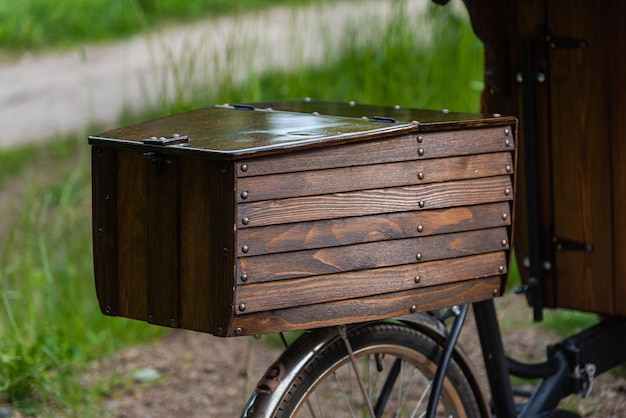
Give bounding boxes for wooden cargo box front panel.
[231,126,515,336]
[92,147,236,335]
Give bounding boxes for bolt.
[235,327,243,335]
[241,164,249,173]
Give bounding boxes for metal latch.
[142,134,188,146]
[573,363,596,398]
[545,34,588,50]
[553,236,594,252]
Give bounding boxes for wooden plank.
[237,152,513,202]
[237,126,513,177]
[230,276,502,336]
[116,149,149,320]
[238,176,513,228]
[91,146,119,316]
[237,202,512,257]
[610,0,626,316]
[145,155,179,327]
[238,227,509,283]
[548,0,614,313]
[179,158,237,335]
[235,252,507,314]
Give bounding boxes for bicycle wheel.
[274,322,482,418]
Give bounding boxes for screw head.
[414,275,421,284]
[410,305,418,313]
[417,172,425,180]
[417,225,424,233]
[241,274,248,282]
[242,217,250,225]
[417,148,425,156]
[242,245,249,253]
[238,303,246,312]
[241,191,249,200]
[417,135,424,143]
[235,327,243,335]
[418,201,425,208]
[416,253,423,261]
[241,164,249,172]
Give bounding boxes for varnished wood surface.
[235,252,506,314]
[237,152,513,203]
[91,101,516,336]
[230,276,502,336]
[237,126,513,177]
[237,202,511,257]
[548,0,614,314]
[238,228,509,283]
[238,176,513,228]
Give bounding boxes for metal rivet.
[417,135,424,143]
[499,265,505,273]
[217,327,224,336]
[417,225,424,233]
[410,305,418,313]
[516,72,524,83]
[493,289,499,296]
[416,253,423,261]
[97,227,104,236]
[242,217,250,225]
[242,245,249,253]
[502,213,508,221]
[220,167,227,174]
[537,72,546,83]
[170,318,176,327]
[148,315,154,323]
[504,128,510,136]
[235,327,243,335]
[241,191,249,200]
[96,149,103,158]
[505,139,511,147]
[418,201,425,208]
[418,148,425,156]
[241,274,248,282]
[238,303,246,312]
[505,165,512,172]
[417,172,425,180]
[501,239,508,247]
[105,306,111,314]
[241,164,249,172]
[414,275,421,284]
[504,188,511,196]
[222,248,229,256]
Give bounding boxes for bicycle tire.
[273,322,482,418]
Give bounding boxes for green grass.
[1,1,602,415]
[0,0,338,51]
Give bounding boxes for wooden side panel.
[548,1,614,313]
[238,202,511,257]
[145,156,179,327]
[610,0,626,316]
[237,153,513,202]
[238,228,509,283]
[232,276,502,335]
[238,177,513,228]
[116,149,149,320]
[91,147,118,316]
[179,158,236,335]
[236,252,506,314]
[237,126,513,177]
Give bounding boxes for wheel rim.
[289,344,468,418]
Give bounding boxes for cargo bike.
[88,1,626,417]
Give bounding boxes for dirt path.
[0,0,429,148]
[85,294,626,417]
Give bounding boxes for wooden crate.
[90,101,517,337]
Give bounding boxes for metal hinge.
[142,134,188,146]
[553,236,594,252]
[545,34,588,50]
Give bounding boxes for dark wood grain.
[179,158,236,335]
[237,202,511,257]
[235,252,506,314]
[610,0,626,316]
[236,126,513,177]
[237,152,513,202]
[91,146,119,316]
[145,155,179,327]
[548,0,614,314]
[230,276,502,336]
[238,176,513,228]
[238,227,509,283]
[115,150,149,321]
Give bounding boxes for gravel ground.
[82,294,626,417]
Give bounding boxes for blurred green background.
[0,0,598,415]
